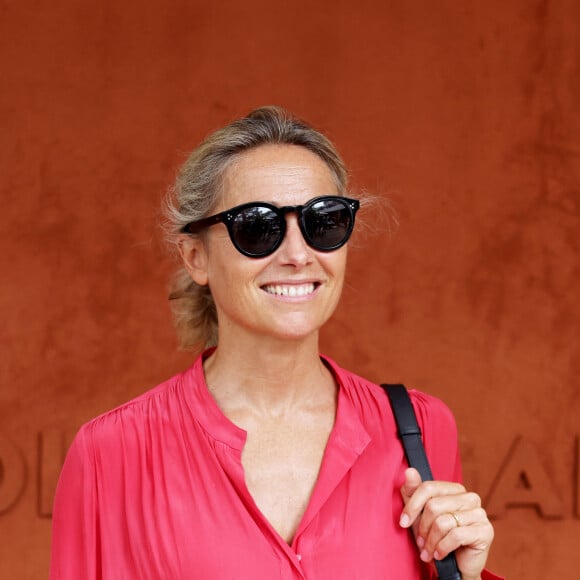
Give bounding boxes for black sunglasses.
[181,195,360,258]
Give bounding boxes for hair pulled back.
[164,106,349,351]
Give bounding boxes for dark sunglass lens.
[231,206,282,256]
[304,199,353,250]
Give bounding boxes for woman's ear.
[178,236,209,286]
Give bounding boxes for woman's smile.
[261,282,319,298]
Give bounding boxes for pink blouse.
[51,352,502,579]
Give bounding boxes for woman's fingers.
[432,519,494,580]
[399,467,422,526]
[419,507,492,560]
[399,468,495,580]
[415,490,482,540]
[399,468,466,528]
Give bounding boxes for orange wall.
[1,1,579,578]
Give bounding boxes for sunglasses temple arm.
[182,212,227,234]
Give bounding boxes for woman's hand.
[399,468,494,580]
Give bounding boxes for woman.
[51,107,500,579]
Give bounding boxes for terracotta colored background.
[1,1,578,578]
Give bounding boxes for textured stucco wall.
[1,1,579,578]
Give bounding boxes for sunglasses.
[181,195,360,258]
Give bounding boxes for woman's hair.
[163,106,349,351]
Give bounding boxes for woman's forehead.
[219,144,338,208]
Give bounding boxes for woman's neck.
[202,332,336,419]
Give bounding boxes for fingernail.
[399,513,410,528]
[416,536,425,549]
[434,551,441,560]
[420,550,430,562]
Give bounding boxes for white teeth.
[264,283,316,297]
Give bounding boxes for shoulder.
[323,354,457,431]
[323,354,461,481]
[406,389,458,442]
[72,367,192,459]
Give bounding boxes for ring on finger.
[450,512,461,527]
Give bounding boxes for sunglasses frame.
[181,195,360,258]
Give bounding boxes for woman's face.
[181,144,349,344]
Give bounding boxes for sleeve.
[50,426,101,580]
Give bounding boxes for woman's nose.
[277,215,313,266]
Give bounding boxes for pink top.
[50,352,503,579]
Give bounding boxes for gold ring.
[451,512,461,527]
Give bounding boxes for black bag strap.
[381,383,462,580]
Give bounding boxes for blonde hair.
[163,106,348,351]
